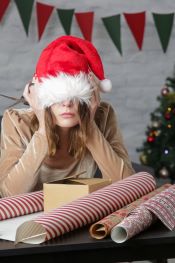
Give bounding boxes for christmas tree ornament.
[161,87,170,96]
[164,112,171,120]
[154,130,161,136]
[151,120,160,128]
[167,107,172,112]
[164,149,169,155]
[147,136,155,143]
[159,167,169,178]
[139,153,147,164]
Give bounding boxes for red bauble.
[164,112,171,120]
[147,136,155,143]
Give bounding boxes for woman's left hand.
[88,72,101,122]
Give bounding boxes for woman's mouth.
[61,112,75,118]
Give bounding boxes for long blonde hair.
[30,102,104,160]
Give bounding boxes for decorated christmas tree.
[137,66,175,183]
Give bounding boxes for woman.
[0,36,134,197]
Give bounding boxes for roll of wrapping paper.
[15,172,156,244]
[0,191,43,220]
[111,206,156,243]
[0,172,84,220]
[89,184,171,239]
[111,185,175,243]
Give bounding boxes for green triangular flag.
[102,14,122,55]
[57,8,74,35]
[14,0,34,35]
[152,13,174,53]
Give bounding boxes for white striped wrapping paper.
[15,172,156,244]
[0,191,43,220]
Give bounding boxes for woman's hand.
[88,72,101,122]
[23,78,46,135]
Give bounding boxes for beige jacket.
[0,102,135,197]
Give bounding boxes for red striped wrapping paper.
[89,184,171,239]
[111,185,175,243]
[0,191,43,220]
[15,172,156,244]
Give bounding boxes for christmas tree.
[137,66,175,183]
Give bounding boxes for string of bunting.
[0,0,174,54]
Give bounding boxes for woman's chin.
[56,120,79,128]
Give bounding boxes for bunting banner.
[102,14,122,55]
[0,1,175,52]
[123,12,146,50]
[152,13,174,53]
[57,8,74,35]
[0,0,10,22]
[75,11,94,42]
[36,2,54,41]
[14,0,34,35]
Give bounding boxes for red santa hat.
[35,35,112,108]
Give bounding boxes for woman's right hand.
[23,78,46,135]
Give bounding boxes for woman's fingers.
[88,72,100,101]
[23,81,39,109]
[23,83,30,99]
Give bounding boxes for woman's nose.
[62,100,72,107]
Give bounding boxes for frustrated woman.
[0,36,134,197]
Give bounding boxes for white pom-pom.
[100,79,112,92]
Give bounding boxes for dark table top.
[0,221,174,263]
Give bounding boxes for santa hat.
[35,35,112,108]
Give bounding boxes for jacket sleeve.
[86,104,135,182]
[0,109,48,197]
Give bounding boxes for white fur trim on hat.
[37,72,92,108]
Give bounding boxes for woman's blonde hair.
[30,103,104,160]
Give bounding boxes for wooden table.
[0,221,174,263]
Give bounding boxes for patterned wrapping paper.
[0,191,43,220]
[89,184,171,239]
[143,185,175,230]
[15,172,156,244]
[111,207,156,243]
[111,185,175,243]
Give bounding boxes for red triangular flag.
[124,12,146,50]
[0,0,10,22]
[75,12,94,42]
[36,2,54,41]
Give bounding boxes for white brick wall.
[0,0,175,162]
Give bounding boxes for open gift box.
[43,177,111,212]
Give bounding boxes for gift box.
[43,177,111,212]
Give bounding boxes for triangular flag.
[75,12,94,42]
[0,0,10,22]
[36,2,54,41]
[102,14,122,55]
[57,8,74,35]
[123,12,145,50]
[152,13,174,53]
[14,0,34,35]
